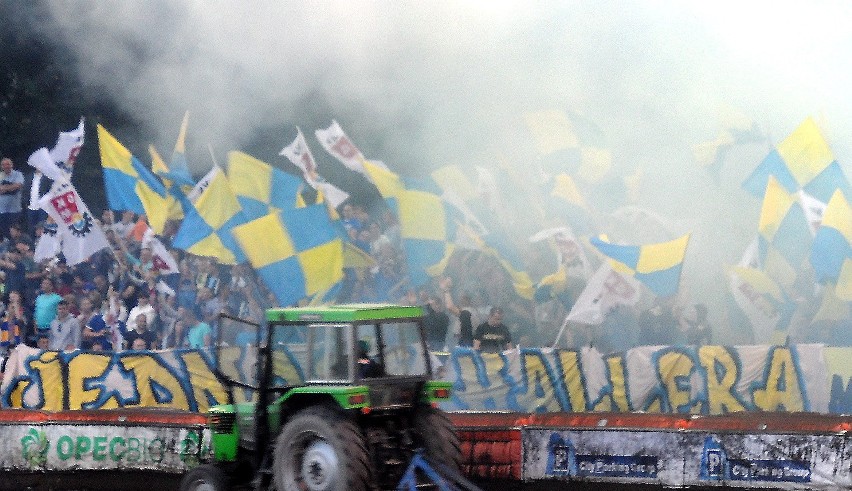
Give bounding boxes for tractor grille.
[367,380,422,409]
[209,413,236,434]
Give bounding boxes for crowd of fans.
[0,155,847,363]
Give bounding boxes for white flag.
[28,173,45,211]
[142,228,180,275]
[566,262,641,325]
[27,118,85,210]
[187,166,219,204]
[38,182,109,266]
[280,128,350,208]
[315,120,368,176]
[727,267,781,343]
[281,127,322,187]
[49,117,85,174]
[33,221,62,263]
[529,226,592,278]
[27,147,67,183]
[797,190,826,236]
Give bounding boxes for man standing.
[0,158,23,241]
[181,306,211,348]
[473,307,512,353]
[34,278,62,333]
[423,295,450,352]
[123,313,158,350]
[48,300,81,351]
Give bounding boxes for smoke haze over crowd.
[15,0,852,342]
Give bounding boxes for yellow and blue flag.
[232,205,344,306]
[757,176,812,269]
[97,124,169,229]
[227,151,302,219]
[523,109,612,182]
[591,233,691,297]
[152,111,194,187]
[172,167,247,265]
[149,144,193,232]
[810,190,852,283]
[743,118,851,202]
[390,187,457,288]
[364,160,405,199]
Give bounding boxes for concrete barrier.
[0,409,850,490]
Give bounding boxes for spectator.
[638,296,679,346]
[123,313,158,350]
[126,293,156,333]
[598,304,639,353]
[197,286,222,326]
[8,223,32,251]
[440,277,474,348]
[176,259,197,309]
[48,300,80,351]
[36,332,49,350]
[75,296,98,334]
[0,247,26,298]
[0,158,24,241]
[82,301,114,351]
[0,295,25,355]
[111,210,135,240]
[473,306,512,353]
[341,202,361,234]
[181,306,211,348]
[675,303,713,346]
[34,278,62,333]
[157,291,180,347]
[423,295,450,352]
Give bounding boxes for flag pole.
[551,313,571,349]
[207,144,220,168]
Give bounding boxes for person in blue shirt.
[34,278,61,332]
[180,306,211,349]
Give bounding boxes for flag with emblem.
[38,182,110,265]
[280,127,350,208]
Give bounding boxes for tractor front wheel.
[273,406,371,491]
[179,463,228,491]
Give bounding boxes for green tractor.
[180,303,461,491]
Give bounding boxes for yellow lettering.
[129,354,190,409]
[752,347,805,411]
[657,351,695,413]
[516,351,563,412]
[605,355,631,412]
[698,346,745,414]
[19,351,64,410]
[67,353,112,409]
[181,351,230,412]
[556,350,587,412]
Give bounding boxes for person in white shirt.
[126,294,157,333]
[49,301,81,351]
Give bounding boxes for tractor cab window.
[357,321,429,378]
[305,323,352,382]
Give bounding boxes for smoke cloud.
[28,0,852,341]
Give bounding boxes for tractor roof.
[266,303,424,323]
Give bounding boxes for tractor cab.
[191,304,459,491]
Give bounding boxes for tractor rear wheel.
[413,406,462,471]
[273,406,371,491]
